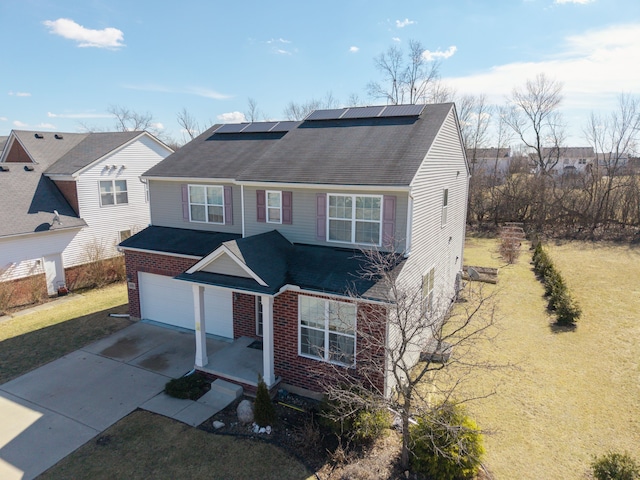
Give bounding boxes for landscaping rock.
[212,420,225,429]
[237,399,254,424]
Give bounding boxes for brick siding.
[233,292,259,339]
[124,250,198,318]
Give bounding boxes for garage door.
[138,272,233,338]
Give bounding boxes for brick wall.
[52,180,79,215]
[233,292,259,339]
[124,250,198,318]
[271,290,387,393]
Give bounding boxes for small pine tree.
[253,375,276,427]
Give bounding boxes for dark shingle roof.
[0,161,86,237]
[144,125,293,180]
[129,226,398,300]
[119,226,242,257]
[143,103,454,186]
[44,131,143,175]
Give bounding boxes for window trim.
[326,193,383,246]
[188,184,225,225]
[99,179,128,207]
[256,296,263,337]
[266,190,282,224]
[422,266,436,315]
[119,229,132,243]
[298,295,357,367]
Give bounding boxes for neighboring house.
[120,103,469,397]
[0,130,173,296]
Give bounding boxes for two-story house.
[120,104,469,397]
[0,130,173,298]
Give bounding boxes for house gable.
[188,245,267,286]
[3,137,33,163]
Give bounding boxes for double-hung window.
[266,191,282,224]
[299,295,356,366]
[189,185,224,224]
[328,194,382,245]
[100,180,128,206]
[422,267,435,315]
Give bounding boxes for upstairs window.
[189,185,224,224]
[100,180,128,206]
[267,191,282,224]
[299,295,356,366]
[328,194,382,245]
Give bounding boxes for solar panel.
[341,106,386,119]
[215,123,249,133]
[305,108,346,121]
[270,121,299,132]
[381,104,426,117]
[241,122,279,133]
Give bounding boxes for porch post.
[261,294,275,386]
[193,285,208,367]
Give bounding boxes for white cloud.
[47,111,113,119]
[8,91,31,97]
[396,18,415,28]
[349,46,359,53]
[422,45,457,61]
[555,0,594,4]
[267,38,291,44]
[392,37,401,43]
[444,23,640,110]
[151,122,164,131]
[274,49,292,55]
[217,112,246,123]
[43,18,124,49]
[122,84,231,100]
[184,87,232,100]
[13,120,28,128]
[0,117,7,121]
[36,123,56,129]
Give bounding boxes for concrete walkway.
[0,322,241,480]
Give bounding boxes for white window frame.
[99,179,128,207]
[256,296,263,336]
[441,188,449,227]
[266,190,282,224]
[119,229,132,243]
[327,193,383,246]
[188,184,225,224]
[298,295,357,367]
[422,266,436,315]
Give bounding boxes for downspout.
[241,184,245,238]
[405,190,413,257]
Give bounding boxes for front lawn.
[39,410,314,480]
[0,283,131,384]
[462,237,640,479]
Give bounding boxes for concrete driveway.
[0,322,204,480]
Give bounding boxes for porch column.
[261,294,275,386]
[193,285,208,367]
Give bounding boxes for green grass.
[39,410,314,480]
[461,237,640,479]
[0,283,131,384]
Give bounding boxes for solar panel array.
[305,104,426,121]
[214,104,426,134]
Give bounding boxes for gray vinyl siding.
[149,180,242,234]
[398,108,468,306]
[201,253,252,278]
[243,186,409,253]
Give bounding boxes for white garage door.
[138,272,233,338]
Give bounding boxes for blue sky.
[1,0,639,145]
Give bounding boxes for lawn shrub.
[591,451,640,480]
[254,375,276,427]
[532,243,581,326]
[319,398,391,445]
[409,402,485,480]
[165,372,208,400]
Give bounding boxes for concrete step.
[196,380,243,413]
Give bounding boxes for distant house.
[0,130,173,297]
[120,103,469,397]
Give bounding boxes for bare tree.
[176,107,202,141]
[245,97,262,122]
[458,94,492,161]
[367,40,441,105]
[317,248,498,471]
[505,73,566,173]
[283,92,340,120]
[108,104,157,133]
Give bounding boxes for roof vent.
[34,133,44,139]
[24,165,35,171]
[55,134,63,140]
[0,165,9,172]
